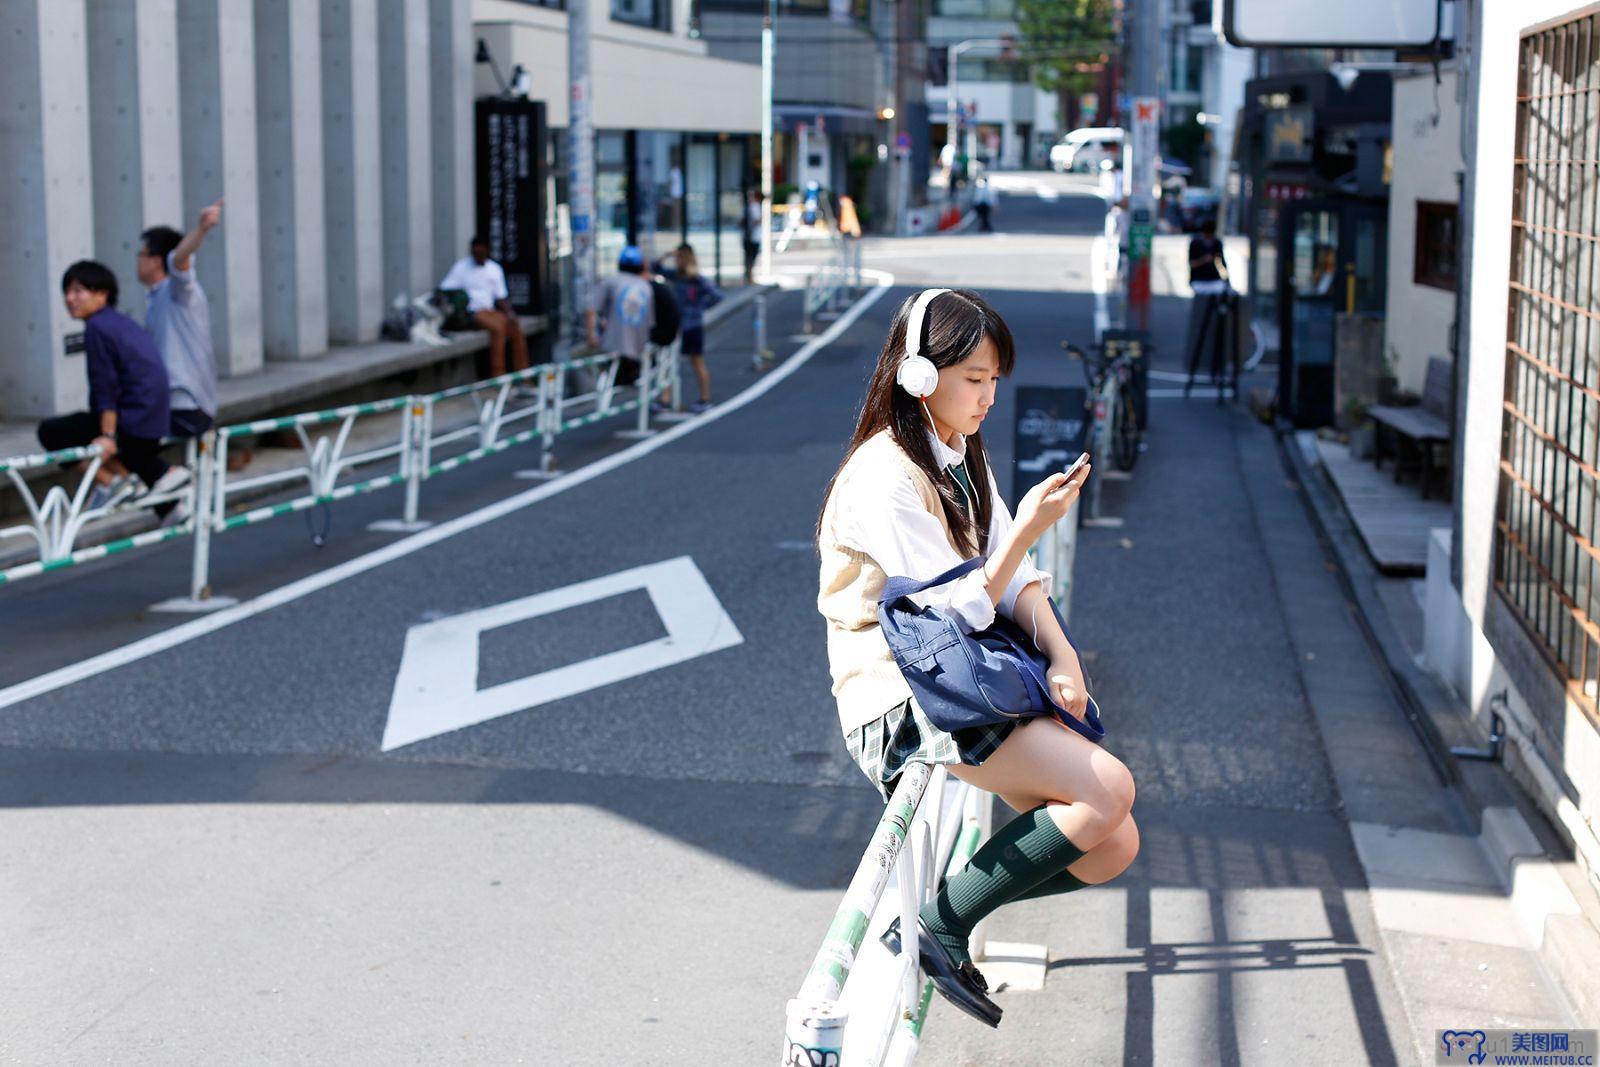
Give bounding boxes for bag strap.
[878,556,986,606]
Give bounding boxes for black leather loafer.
[879,916,1002,1028]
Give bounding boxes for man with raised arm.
[136,198,223,440]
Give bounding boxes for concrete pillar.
[178,0,263,377]
[320,0,383,344]
[379,0,435,306]
[255,0,329,360]
[429,0,474,279]
[86,0,182,324]
[0,2,94,420]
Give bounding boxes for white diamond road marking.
[381,556,743,751]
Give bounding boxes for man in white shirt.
[439,237,529,377]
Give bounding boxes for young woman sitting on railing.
[815,288,1141,1029]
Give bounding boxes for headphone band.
[906,288,952,360]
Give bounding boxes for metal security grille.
[1499,8,1600,729]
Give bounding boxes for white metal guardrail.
[0,341,681,603]
[783,763,990,1067]
[0,439,200,586]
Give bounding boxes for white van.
[1050,127,1124,173]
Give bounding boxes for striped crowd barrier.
[0,341,682,606]
[1,439,199,587]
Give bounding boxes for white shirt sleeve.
[165,252,198,306]
[838,468,998,634]
[490,262,509,301]
[439,259,467,291]
[984,468,1052,620]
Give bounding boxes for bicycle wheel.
[1112,392,1140,471]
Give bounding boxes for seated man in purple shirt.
[36,261,189,511]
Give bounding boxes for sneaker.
[690,400,713,414]
[650,401,671,415]
[87,475,136,511]
[142,465,193,499]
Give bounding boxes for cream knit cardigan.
[816,429,973,735]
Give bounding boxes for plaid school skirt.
[845,697,1015,802]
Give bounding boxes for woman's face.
[925,337,1000,438]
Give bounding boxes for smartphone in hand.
[1063,451,1091,481]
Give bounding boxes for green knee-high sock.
[1008,865,1091,902]
[919,804,1084,965]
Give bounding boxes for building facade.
[1430,0,1600,894]
[0,0,477,422]
[475,0,762,290]
[925,0,1059,170]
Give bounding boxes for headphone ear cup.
[897,355,939,398]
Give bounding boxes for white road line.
[0,283,893,713]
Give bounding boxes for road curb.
[1279,427,1600,1025]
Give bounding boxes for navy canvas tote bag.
[877,557,1106,742]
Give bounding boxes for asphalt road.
[2,173,1430,1064]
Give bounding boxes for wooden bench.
[1369,356,1452,499]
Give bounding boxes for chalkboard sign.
[1100,328,1151,430]
[475,98,550,315]
[1011,385,1088,512]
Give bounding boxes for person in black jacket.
[37,261,189,511]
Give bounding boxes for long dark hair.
[816,289,1016,557]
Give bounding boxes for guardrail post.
[617,347,657,439]
[751,290,773,371]
[371,397,437,531]
[188,430,216,602]
[802,273,815,335]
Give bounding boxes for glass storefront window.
[596,131,630,274]
[612,0,669,30]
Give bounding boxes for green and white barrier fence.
[783,763,995,1067]
[0,341,681,604]
[0,439,200,587]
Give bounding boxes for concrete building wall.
[321,0,385,344]
[1429,0,1600,886]
[1383,69,1461,396]
[178,0,265,378]
[86,0,183,323]
[0,2,95,420]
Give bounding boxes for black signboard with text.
[475,97,549,316]
[1010,385,1088,513]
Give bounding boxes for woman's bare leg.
[950,717,1136,852]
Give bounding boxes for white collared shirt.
[439,256,509,313]
[833,429,1051,633]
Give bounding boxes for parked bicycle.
[1063,339,1141,472]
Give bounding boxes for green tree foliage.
[1014,0,1118,130]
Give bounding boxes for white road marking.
[381,557,742,751]
[0,283,893,713]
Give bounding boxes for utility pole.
[568,0,597,342]
[1123,0,1161,331]
[759,0,775,282]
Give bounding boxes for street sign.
[382,557,743,750]
[1130,96,1160,202]
[1011,386,1088,513]
[1223,0,1441,48]
[476,97,550,314]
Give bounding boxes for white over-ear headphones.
[896,287,952,398]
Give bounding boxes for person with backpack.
[586,245,655,388]
[654,243,722,413]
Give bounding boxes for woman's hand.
[93,434,117,460]
[1047,654,1089,722]
[1015,462,1091,539]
